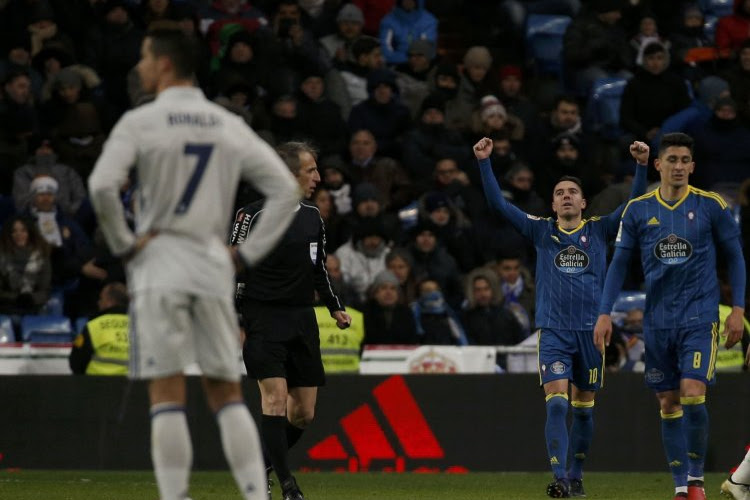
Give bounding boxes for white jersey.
[89,86,299,297]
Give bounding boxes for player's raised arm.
[235,130,300,267]
[604,141,650,234]
[474,137,535,236]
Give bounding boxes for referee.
[231,141,351,500]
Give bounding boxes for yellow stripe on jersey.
[571,400,595,408]
[545,392,569,402]
[680,395,706,406]
[536,329,542,386]
[707,321,719,381]
[655,186,691,211]
[690,186,728,209]
[557,219,586,235]
[622,189,658,218]
[660,410,684,419]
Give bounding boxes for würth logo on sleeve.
[304,376,466,473]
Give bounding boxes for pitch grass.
[0,470,730,499]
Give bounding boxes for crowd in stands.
[2,0,750,371]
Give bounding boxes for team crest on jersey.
[646,368,665,384]
[309,242,318,263]
[554,245,590,274]
[688,211,695,221]
[550,361,566,375]
[654,233,692,265]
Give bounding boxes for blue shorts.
[643,322,719,392]
[538,328,604,391]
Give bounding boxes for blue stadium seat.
[398,201,419,232]
[75,317,88,335]
[42,289,65,316]
[704,15,719,44]
[21,315,74,343]
[525,14,572,77]
[700,0,734,17]
[585,77,629,140]
[0,315,14,343]
[612,291,646,313]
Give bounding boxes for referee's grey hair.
[276,141,318,175]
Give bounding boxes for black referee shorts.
[241,300,325,388]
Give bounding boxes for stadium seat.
[585,77,629,140]
[525,14,572,78]
[42,289,65,316]
[398,201,419,232]
[700,0,734,17]
[21,315,74,343]
[611,291,646,328]
[704,15,719,44]
[75,317,88,335]
[0,315,14,343]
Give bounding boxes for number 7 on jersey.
[175,143,214,214]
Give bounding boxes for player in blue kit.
[594,132,746,500]
[474,137,648,497]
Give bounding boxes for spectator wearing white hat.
[23,174,91,286]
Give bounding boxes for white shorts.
[129,290,243,381]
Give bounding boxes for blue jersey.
[477,157,647,330]
[616,186,740,329]
[520,215,615,329]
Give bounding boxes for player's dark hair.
[554,175,585,197]
[658,132,694,156]
[276,141,318,175]
[145,28,198,80]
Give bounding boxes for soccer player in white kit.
[88,29,300,500]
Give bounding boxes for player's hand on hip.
[593,314,612,354]
[473,137,493,160]
[333,310,352,329]
[629,141,650,165]
[723,307,745,348]
[228,245,244,272]
[124,230,158,262]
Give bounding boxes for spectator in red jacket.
[716,0,750,54]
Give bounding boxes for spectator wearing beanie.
[402,93,470,194]
[334,215,390,304]
[468,95,525,151]
[348,68,411,159]
[320,4,365,63]
[458,46,497,112]
[379,0,438,65]
[431,62,474,132]
[343,181,402,243]
[407,220,462,308]
[419,191,477,272]
[395,39,437,119]
[362,269,419,345]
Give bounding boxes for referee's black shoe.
[281,476,305,500]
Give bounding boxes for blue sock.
[661,410,688,488]
[568,403,594,481]
[545,393,569,480]
[681,397,708,479]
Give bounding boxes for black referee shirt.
[231,200,343,313]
